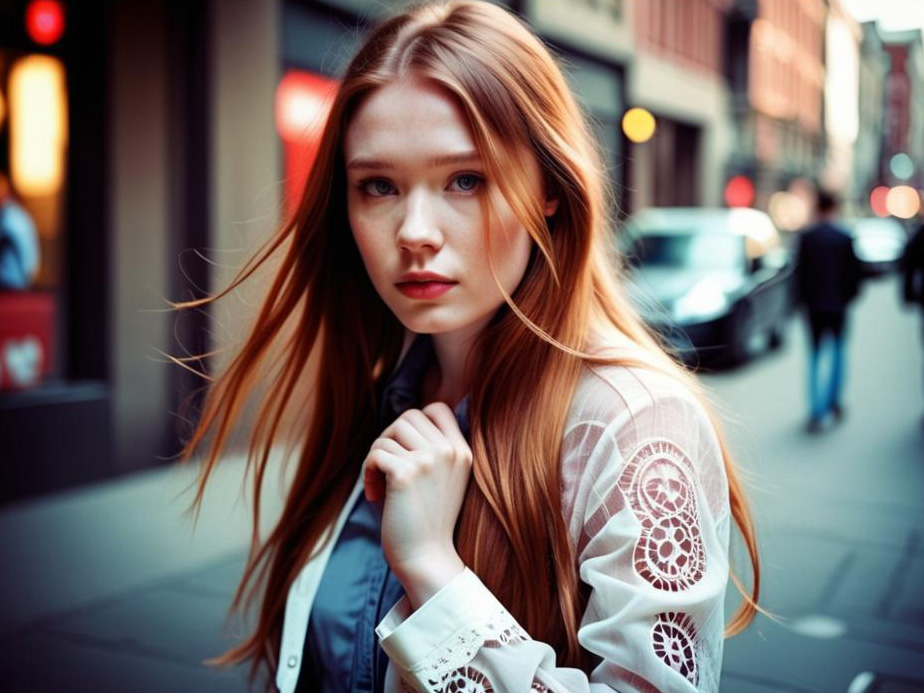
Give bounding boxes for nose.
[395,189,443,253]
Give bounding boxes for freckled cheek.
[489,221,533,292]
[349,218,393,285]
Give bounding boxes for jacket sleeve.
[793,232,806,306]
[375,387,732,692]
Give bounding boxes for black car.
[621,207,795,366]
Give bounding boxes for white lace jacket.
[276,358,731,693]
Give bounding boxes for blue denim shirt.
[297,333,470,692]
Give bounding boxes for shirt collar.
[377,332,471,441]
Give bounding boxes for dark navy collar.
[377,333,471,441]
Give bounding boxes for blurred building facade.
[879,28,924,191]
[853,21,888,209]
[0,0,282,502]
[627,0,734,211]
[821,0,861,197]
[728,0,827,210]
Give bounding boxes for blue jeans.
[807,310,846,421]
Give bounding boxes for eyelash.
[357,173,486,198]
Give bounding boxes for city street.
[0,273,922,692]
[707,274,924,692]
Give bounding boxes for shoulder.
[566,328,722,453]
[567,356,718,453]
[558,350,730,542]
[563,335,724,469]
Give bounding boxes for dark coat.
[795,220,862,313]
[902,223,924,307]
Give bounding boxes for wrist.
[395,551,466,611]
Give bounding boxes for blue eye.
[362,179,396,197]
[450,173,484,193]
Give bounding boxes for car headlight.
[673,279,729,323]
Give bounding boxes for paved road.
[1,275,921,692]
[705,274,924,692]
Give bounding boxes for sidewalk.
[0,452,285,692]
[720,488,924,692]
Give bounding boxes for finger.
[400,408,446,446]
[384,415,431,451]
[363,448,411,502]
[421,402,469,453]
[369,437,408,455]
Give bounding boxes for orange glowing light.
[869,186,890,217]
[26,1,65,46]
[10,54,68,197]
[622,108,657,144]
[885,185,921,219]
[725,175,755,208]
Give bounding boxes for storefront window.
[0,39,69,391]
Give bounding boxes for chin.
[390,306,467,335]
[397,316,461,335]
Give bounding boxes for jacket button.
[287,655,298,668]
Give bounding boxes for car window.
[632,232,744,271]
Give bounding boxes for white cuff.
[375,567,525,678]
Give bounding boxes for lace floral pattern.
[413,606,529,684]
[414,666,555,693]
[410,624,551,693]
[431,666,495,692]
[651,611,699,685]
[619,439,706,591]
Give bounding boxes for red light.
[275,70,339,217]
[26,1,65,46]
[275,71,337,142]
[725,175,755,207]
[869,186,890,217]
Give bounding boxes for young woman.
[177,2,762,691]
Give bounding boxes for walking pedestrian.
[794,189,862,433]
[174,2,763,691]
[901,217,924,424]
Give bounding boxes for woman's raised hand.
[363,402,472,609]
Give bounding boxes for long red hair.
[175,0,763,686]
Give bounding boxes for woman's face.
[344,76,550,340]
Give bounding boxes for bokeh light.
[26,0,65,46]
[768,190,810,231]
[275,71,336,142]
[10,54,68,197]
[622,107,656,144]
[724,175,755,207]
[869,186,890,217]
[885,185,921,219]
[888,153,915,181]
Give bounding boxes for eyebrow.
[346,151,482,171]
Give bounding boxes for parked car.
[840,216,908,278]
[621,207,794,366]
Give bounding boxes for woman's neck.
[412,317,488,408]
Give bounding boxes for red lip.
[397,270,455,283]
[395,281,457,299]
